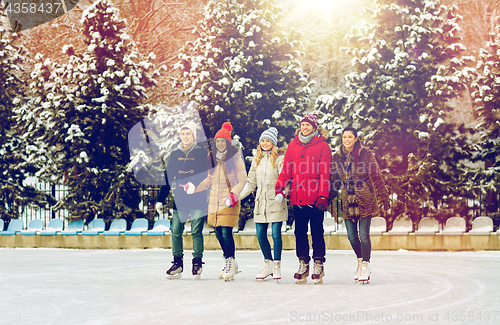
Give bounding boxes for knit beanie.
[300,113,319,130]
[214,122,233,141]
[179,121,197,140]
[259,127,278,147]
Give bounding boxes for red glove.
[315,196,328,211]
[225,192,239,208]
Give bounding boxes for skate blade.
[313,278,323,284]
[224,277,234,282]
[294,278,307,284]
[193,274,201,280]
[255,274,273,281]
[166,273,182,280]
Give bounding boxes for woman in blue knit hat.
[239,127,288,280]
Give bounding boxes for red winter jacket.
[276,132,332,206]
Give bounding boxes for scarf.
[216,149,227,161]
[178,141,197,155]
[342,145,360,219]
[298,129,319,145]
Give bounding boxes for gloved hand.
[382,199,390,212]
[315,196,328,211]
[275,186,286,203]
[155,202,163,215]
[225,192,239,208]
[180,182,195,194]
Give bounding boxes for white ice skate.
[219,258,229,279]
[358,261,370,284]
[256,259,273,280]
[223,257,237,281]
[294,260,309,284]
[273,261,281,280]
[354,258,363,281]
[312,260,324,284]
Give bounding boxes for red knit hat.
[214,122,233,141]
[300,113,319,130]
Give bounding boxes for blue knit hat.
[259,127,278,147]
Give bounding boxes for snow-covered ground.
[1,248,499,325]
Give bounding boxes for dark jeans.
[214,226,235,258]
[345,216,372,262]
[255,222,283,261]
[293,205,325,263]
[171,209,205,259]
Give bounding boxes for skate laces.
[313,262,323,273]
[298,261,308,273]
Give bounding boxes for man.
[155,121,208,279]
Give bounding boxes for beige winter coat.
[195,149,247,227]
[239,150,288,223]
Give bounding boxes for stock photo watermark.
[289,310,499,323]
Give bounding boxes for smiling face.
[260,138,274,151]
[300,122,315,136]
[342,130,358,152]
[216,138,228,152]
[180,128,195,148]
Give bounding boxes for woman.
[239,127,287,280]
[183,122,247,281]
[331,126,389,283]
[275,113,332,284]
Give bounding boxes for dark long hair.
[342,126,361,163]
[206,139,239,174]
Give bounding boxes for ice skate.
[166,256,183,279]
[273,260,281,280]
[311,260,324,284]
[192,257,204,280]
[256,259,273,280]
[358,261,370,284]
[219,257,229,279]
[294,259,309,284]
[354,258,363,281]
[223,257,237,281]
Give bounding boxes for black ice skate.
[192,257,204,280]
[294,259,309,284]
[166,256,183,279]
[311,260,324,284]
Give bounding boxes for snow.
[1,249,499,325]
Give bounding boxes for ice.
[0,249,499,324]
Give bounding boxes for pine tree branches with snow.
[0,6,55,222]
[14,0,159,223]
[174,0,312,152]
[318,0,475,224]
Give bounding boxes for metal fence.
[18,180,170,229]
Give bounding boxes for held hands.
[225,192,239,208]
[155,202,163,215]
[275,186,286,203]
[315,197,328,211]
[180,182,195,194]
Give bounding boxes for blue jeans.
[293,205,325,263]
[171,209,205,259]
[255,222,283,261]
[345,216,372,262]
[214,226,235,258]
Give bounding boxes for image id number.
[6,2,63,14]
[444,311,499,322]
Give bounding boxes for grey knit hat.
[259,127,278,147]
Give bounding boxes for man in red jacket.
[275,113,331,284]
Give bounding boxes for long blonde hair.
[254,144,285,168]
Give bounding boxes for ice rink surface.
[1,248,499,325]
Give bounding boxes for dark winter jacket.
[156,143,208,212]
[331,143,389,220]
[276,130,332,206]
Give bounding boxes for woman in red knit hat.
[183,122,247,281]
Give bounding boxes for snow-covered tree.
[14,0,159,224]
[174,0,312,154]
[318,0,475,225]
[0,6,55,222]
[469,15,500,214]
